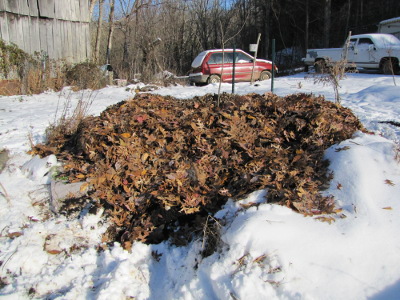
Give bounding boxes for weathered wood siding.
[0,0,91,63]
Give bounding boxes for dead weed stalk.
[306,32,356,105]
[201,215,222,257]
[46,91,95,143]
[0,181,11,204]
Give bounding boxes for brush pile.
[32,92,363,248]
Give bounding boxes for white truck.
[303,33,400,74]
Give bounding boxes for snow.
[379,16,400,25]
[1,73,400,299]
[21,155,59,184]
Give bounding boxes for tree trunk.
[89,0,98,18]
[305,0,309,55]
[122,27,130,68]
[355,0,363,29]
[344,0,351,37]
[262,0,271,58]
[323,0,331,48]
[94,0,104,63]
[106,0,115,64]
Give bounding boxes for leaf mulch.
[32,92,363,248]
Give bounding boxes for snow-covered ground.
[0,73,400,299]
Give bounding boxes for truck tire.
[314,60,326,73]
[259,70,272,81]
[381,58,399,75]
[207,74,220,84]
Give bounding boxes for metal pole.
[232,45,236,94]
[271,39,275,93]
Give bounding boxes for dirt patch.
[32,93,363,248]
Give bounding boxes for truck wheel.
[259,70,272,81]
[207,74,220,84]
[314,60,326,73]
[381,59,399,75]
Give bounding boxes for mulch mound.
[32,92,363,248]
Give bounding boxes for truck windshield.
[191,51,208,68]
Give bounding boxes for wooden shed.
[0,0,91,63]
[378,17,400,39]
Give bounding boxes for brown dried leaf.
[240,202,259,209]
[384,179,395,186]
[314,216,336,224]
[335,146,350,152]
[80,182,90,193]
[120,133,131,138]
[7,232,23,238]
[382,207,393,210]
[46,249,63,255]
[253,254,267,264]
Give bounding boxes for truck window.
[191,51,208,68]
[208,53,233,64]
[358,38,374,48]
[208,53,223,64]
[348,39,357,48]
[235,52,253,63]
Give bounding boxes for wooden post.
[232,45,236,94]
[250,33,261,85]
[271,39,275,93]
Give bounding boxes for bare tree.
[106,0,116,64]
[305,0,309,54]
[344,0,351,37]
[323,0,331,48]
[94,0,105,63]
[88,0,400,83]
[217,14,249,105]
[260,0,272,58]
[89,0,99,18]
[113,0,141,78]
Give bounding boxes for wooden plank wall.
[0,0,91,63]
[27,0,39,17]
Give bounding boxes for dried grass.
[65,62,108,90]
[42,91,95,151]
[306,32,357,105]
